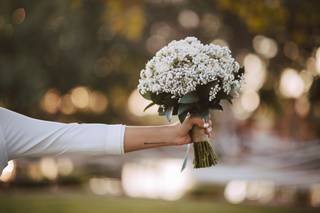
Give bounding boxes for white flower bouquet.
[138,37,244,170]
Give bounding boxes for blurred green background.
[1,0,320,212]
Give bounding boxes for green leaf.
[165,106,174,122]
[178,111,188,123]
[224,95,233,104]
[209,101,223,110]
[178,104,193,115]
[178,92,199,104]
[172,105,179,115]
[238,66,245,75]
[151,92,177,105]
[235,67,245,80]
[143,102,155,112]
[200,110,209,122]
[210,104,223,111]
[158,106,165,116]
[139,90,152,100]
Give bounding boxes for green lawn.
[0,192,318,213]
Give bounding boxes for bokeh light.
[201,14,220,35]
[240,90,260,112]
[122,159,193,200]
[295,96,310,117]
[40,89,61,114]
[246,181,275,203]
[89,91,108,114]
[279,68,305,99]
[150,22,173,40]
[243,54,266,91]
[12,8,26,25]
[89,178,122,196]
[178,9,199,29]
[71,86,90,109]
[311,184,320,207]
[60,94,76,115]
[224,180,247,204]
[253,35,278,58]
[39,158,58,180]
[146,35,167,54]
[128,89,158,116]
[27,163,43,181]
[316,47,320,74]
[57,158,74,176]
[0,160,16,182]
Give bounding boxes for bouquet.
[138,37,244,171]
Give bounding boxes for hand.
[170,114,213,145]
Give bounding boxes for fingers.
[200,117,213,137]
[191,117,212,129]
[190,117,213,136]
[181,114,202,129]
[205,126,213,138]
[206,120,213,137]
[182,113,214,138]
[190,116,206,128]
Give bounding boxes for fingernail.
[204,123,209,128]
[207,127,212,132]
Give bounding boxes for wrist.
[162,123,180,145]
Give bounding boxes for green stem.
[193,141,218,169]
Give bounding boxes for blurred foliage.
[0,193,318,213]
[186,183,225,200]
[0,0,147,123]
[0,0,320,135]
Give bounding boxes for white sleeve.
[0,107,126,161]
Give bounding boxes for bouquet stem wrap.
[190,125,218,168]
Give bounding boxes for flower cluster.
[138,37,242,100]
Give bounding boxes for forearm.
[0,108,125,160]
[123,124,178,153]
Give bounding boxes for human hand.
[170,114,213,145]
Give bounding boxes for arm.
[0,108,212,160]
[0,108,125,160]
[123,114,213,153]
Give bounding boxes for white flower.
[209,84,220,101]
[138,36,243,101]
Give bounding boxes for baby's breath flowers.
[138,37,244,170]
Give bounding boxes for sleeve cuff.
[105,124,126,155]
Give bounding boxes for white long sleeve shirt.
[0,107,126,174]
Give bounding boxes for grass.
[0,192,318,213]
